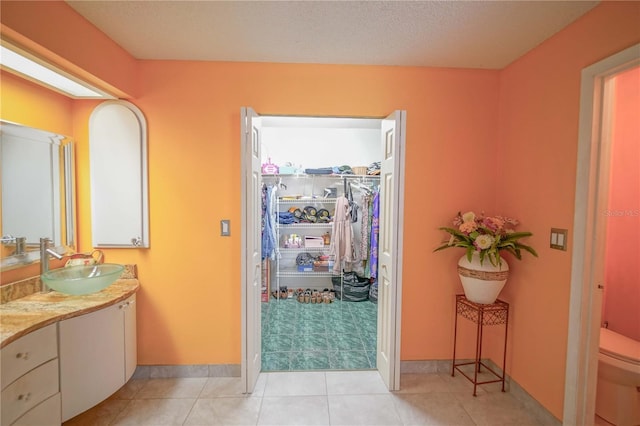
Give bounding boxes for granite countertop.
[0,279,140,349]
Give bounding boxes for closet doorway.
[240,108,406,394]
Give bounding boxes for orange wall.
[1,1,137,98]
[66,61,500,364]
[0,71,73,135]
[2,1,640,421]
[496,1,640,419]
[603,66,640,341]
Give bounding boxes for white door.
[377,110,406,390]
[240,107,262,394]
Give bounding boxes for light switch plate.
[550,228,568,251]
[221,220,230,236]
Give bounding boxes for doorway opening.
[260,115,383,373]
[564,44,639,425]
[595,64,640,426]
[241,108,406,394]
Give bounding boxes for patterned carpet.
[261,298,378,371]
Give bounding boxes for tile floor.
[261,298,377,371]
[63,370,561,425]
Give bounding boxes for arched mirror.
[0,120,76,270]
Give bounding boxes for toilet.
[596,327,640,426]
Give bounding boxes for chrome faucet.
[40,237,64,292]
[1,235,27,256]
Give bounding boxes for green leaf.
[466,246,474,262]
[515,243,539,257]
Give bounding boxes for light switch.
[550,228,568,251]
[221,220,230,236]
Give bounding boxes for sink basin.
[41,263,124,295]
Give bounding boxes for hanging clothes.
[369,190,380,279]
[360,193,372,277]
[261,185,278,260]
[329,195,356,274]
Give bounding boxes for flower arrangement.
[434,211,538,266]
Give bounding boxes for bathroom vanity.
[0,279,139,425]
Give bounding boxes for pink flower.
[498,216,519,227]
[459,221,478,234]
[483,216,505,232]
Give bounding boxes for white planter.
[457,253,509,304]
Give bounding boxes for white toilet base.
[596,376,640,426]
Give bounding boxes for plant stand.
[451,294,509,396]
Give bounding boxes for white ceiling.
[66,0,599,69]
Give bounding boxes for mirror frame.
[1,120,77,271]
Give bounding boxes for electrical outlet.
[550,228,568,251]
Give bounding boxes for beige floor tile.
[437,372,489,394]
[63,372,553,425]
[328,394,402,425]
[111,398,196,425]
[251,373,267,397]
[184,397,262,425]
[258,395,330,425]
[135,378,207,399]
[397,373,452,394]
[111,378,146,400]
[326,370,389,395]
[455,392,543,426]
[263,371,327,396]
[391,392,476,426]
[63,398,131,426]
[200,377,247,398]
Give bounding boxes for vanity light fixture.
[0,44,113,99]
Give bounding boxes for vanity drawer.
[1,358,59,425]
[1,324,58,390]
[12,392,61,426]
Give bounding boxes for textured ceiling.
[66,0,599,69]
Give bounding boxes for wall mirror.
[0,120,76,271]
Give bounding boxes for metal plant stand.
[452,294,509,396]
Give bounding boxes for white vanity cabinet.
[59,294,137,421]
[0,324,61,426]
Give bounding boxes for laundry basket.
[332,272,370,302]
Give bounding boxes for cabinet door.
[89,100,149,248]
[124,295,137,381]
[59,302,125,421]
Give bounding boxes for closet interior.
[260,116,383,372]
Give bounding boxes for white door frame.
[240,109,405,390]
[563,43,640,425]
